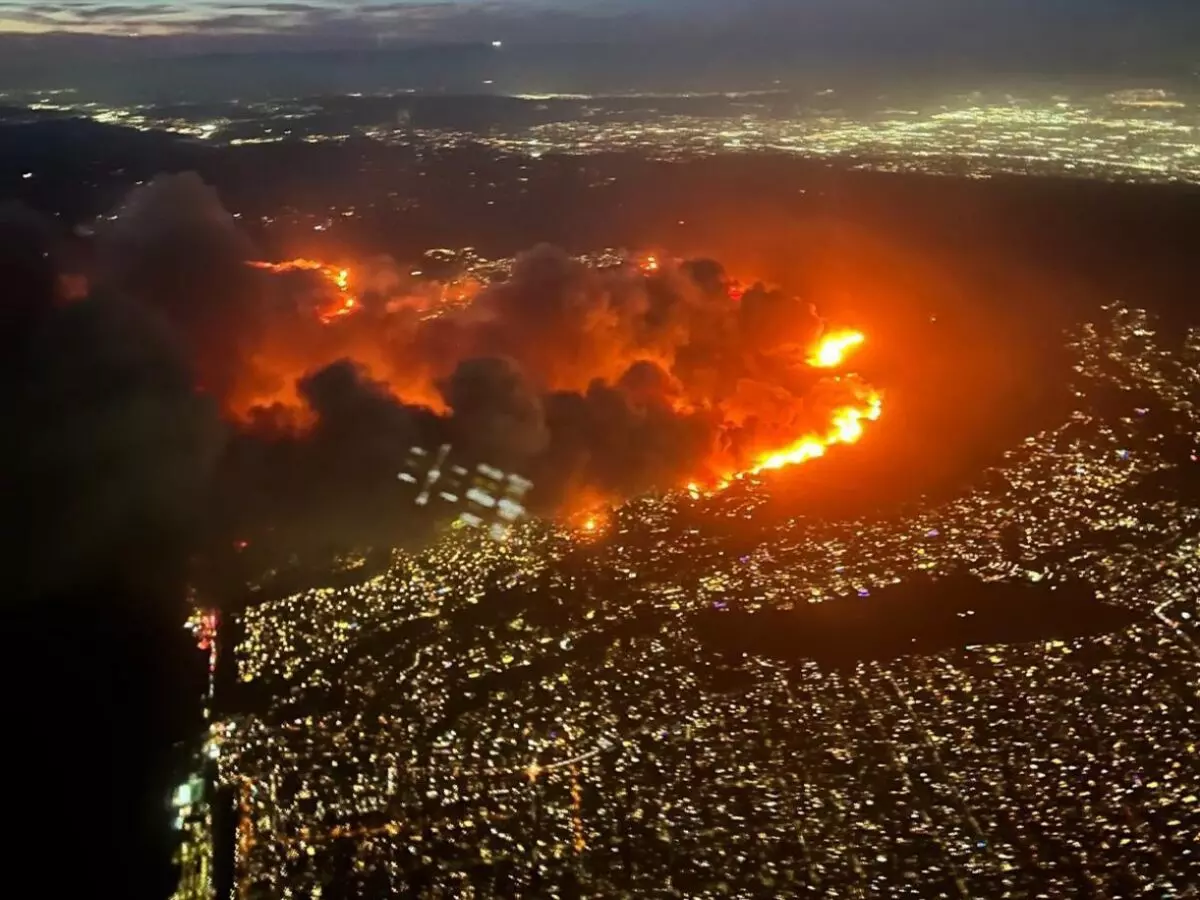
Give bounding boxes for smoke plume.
[1,198,224,600]
[7,173,879,564]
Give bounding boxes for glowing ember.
[577,510,613,535]
[810,330,865,368]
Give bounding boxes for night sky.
[0,0,1197,55]
[6,0,654,40]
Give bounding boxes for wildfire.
[810,329,865,368]
[247,258,330,276]
[574,510,610,536]
[703,329,881,490]
[244,249,883,512]
[248,258,360,324]
[748,390,882,475]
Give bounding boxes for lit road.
[1153,599,1200,663]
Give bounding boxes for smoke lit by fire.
[89,168,888,527]
[692,337,881,495]
[241,250,883,511]
[247,259,359,324]
[4,169,895,569]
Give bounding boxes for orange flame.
[810,329,865,368]
[748,390,882,475]
[248,259,360,324]
[575,510,611,536]
[697,331,879,492]
[247,254,882,504]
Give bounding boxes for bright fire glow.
[748,390,882,475]
[248,259,360,324]
[249,252,883,506]
[700,330,879,490]
[575,510,610,535]
[810,330,865,368]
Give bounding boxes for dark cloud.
[0,205,224,602]
[0,213,226,900]
[253,2,322,11]
[186,12,283,30]
[216,360,446,555]
[0,202,59,345]
[540,381,717,500]
[0,0,1196,64]
[72,4,189,19]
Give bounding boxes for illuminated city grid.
[9,87,1199,185]
[207,301,1200,898]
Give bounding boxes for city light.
[211,299,1200,896]
[17,88,1200,185]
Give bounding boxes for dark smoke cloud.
[738,284,822,354]
[0,201,59,349]
[0,199,228,900]
[617,359,684,410]
[439,356,550,464]
[1,202,224,602]
[5,173,876,570]
[540,382,718,500]
[96,172,264,404]
[210,374,427,558]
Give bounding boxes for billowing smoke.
[0,199,225,600]
[7,174,878,567]
[439,357,550,464]
[96,172,265,405]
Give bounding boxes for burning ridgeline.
[399,444,533,539]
